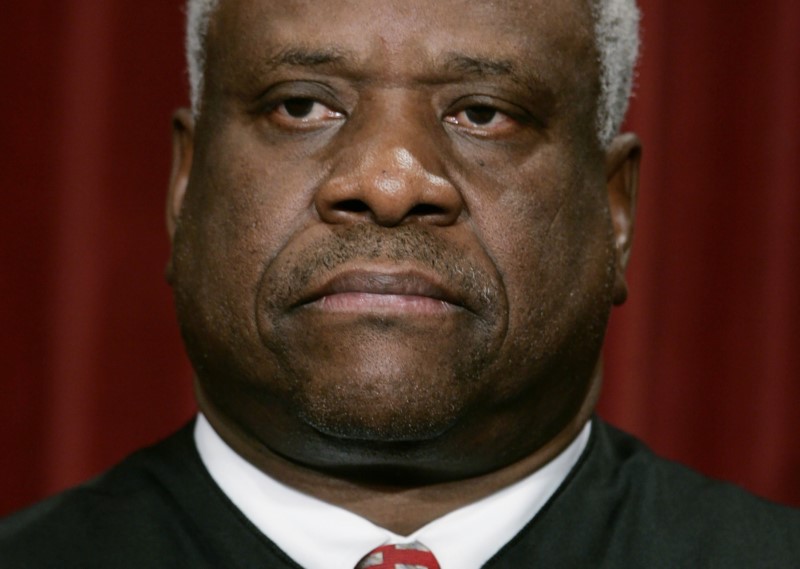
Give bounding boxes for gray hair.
[185,0,640,147]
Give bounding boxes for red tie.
[355,542,441,569]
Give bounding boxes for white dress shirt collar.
[195,414,590,569]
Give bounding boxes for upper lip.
[294,267,466,308]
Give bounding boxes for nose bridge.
[358,143,446,193]
[315,94,462,227]
[348,96,446,187]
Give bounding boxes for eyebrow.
[262,47,351,71]
[441,54,516,78]
[262,48,524,81]
[440,53,555,106]
[255,47,553,103]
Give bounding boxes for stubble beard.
[256,223,502,443]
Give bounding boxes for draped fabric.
[1,0,798,516]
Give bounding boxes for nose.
[314,112,463,227]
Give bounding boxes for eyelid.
[251,81,350,134]
[442,102,516,136]
[254,80,348,116]
[443,94,545,133]
[263,99,345,133]
[275,100,343,119]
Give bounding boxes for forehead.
[207,0,597,90]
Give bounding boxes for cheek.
[470,156,613,355]
[171,132,325,373]
[185,128,328,285]
[203,133,318,241]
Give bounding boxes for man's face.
[169,0,635,475]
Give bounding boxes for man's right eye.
[268,98,344,128]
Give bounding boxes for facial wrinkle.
[259,223,500,321]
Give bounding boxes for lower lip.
[310,292,455,314]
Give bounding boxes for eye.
[268,97,344,128]
[444,104,517,134]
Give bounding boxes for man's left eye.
[444,105,515,132]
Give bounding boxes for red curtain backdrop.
[2,0,798,516]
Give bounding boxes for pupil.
[283,98,315,118]
[465,106,496,125]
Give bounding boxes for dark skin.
[167,0,640,534]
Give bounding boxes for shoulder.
[515,418,800,567]
[0,423,210,568]
[595,419,799,526]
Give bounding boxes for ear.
[167,108,195,241]
[605,132,642,306]
[165,108,195,284]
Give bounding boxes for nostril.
[334,199,370,213]
[408,203,446,217]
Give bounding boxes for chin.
[289,357,469,443]
[295,389,461,443]
[263,314,496,442]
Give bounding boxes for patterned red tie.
[355,541,441,569]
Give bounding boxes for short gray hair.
[185,0,640,146]
[185,0,217,118]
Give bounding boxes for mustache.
[262,224,497,314]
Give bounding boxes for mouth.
[294,267,466,315]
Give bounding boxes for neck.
[197,369,600,535]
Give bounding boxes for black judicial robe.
[2,418,799,568]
